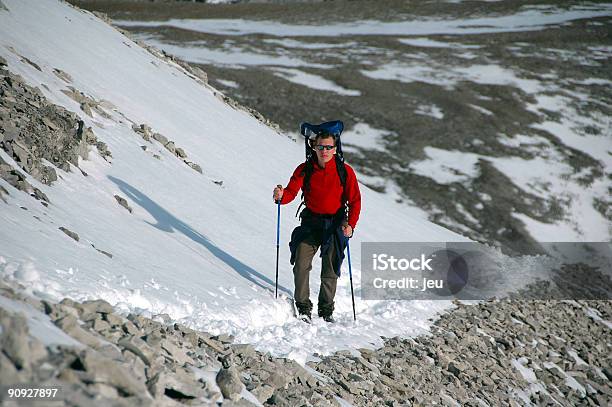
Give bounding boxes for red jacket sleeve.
[280,163,305,205]
[344,164,361,230]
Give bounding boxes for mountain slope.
[0,0,468,361]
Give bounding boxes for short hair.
[311,133,335,147]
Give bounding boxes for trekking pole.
[346,238,356,321]
[275,185,282,299]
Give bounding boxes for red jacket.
[281,158,361,229]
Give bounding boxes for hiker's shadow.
[109,176,292,297]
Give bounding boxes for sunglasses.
[314,145,336,151]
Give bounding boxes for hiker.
[273,121,361,323]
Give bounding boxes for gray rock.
[95,248,113,259]
[54,314,104,349]
[0,311,47,370]
[175,147,187,158]
[184,161,202,174]
[233,344,256,358]
[448,360,467,378]
[42,300,80,320]
[0,184,9,203]
[122,349,147,383]
[251,384,274,403]
[148,367,206,400]
[152,132,168,145]
[114,194,133,213]
[164,141,176,155]
[0,350,23,384]
[216,365,243,401]
[91,318,111,333]
[96,141,112,159]
[104,313,124,328]
[80,299,114,315]
[52,68,73,84]
[161,339,193,366]
[118,335,156,366]
[59,226,79,241]
[75,349,150,398]
[122,320,140,335]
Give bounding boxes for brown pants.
[293,231,338,317]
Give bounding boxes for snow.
[363,63,544,92]
[115,0,611,249]
[566,349,588,367]
[411,141,611,242]
[270,67,361,96]
[543,361,587,397]
[216,79,239,89]
[115,5,612,37]
[0,0,467,363]
[409,147,481,184]
[139,36,332,69]
[584,307,612,330]
[263,38,357,50]
[362,63,458,89]
[341,123,390,152]
[527,93,612,167]
[398,38,481,49]
[415,104,444,119]
[469,104,493,116]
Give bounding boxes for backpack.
[297,121,348,217]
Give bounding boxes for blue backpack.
[297,121,348,214]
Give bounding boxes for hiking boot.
[322,314,335,323]
[298,312,312,324]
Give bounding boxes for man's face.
[313,136,336,163]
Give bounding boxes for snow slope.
[0,0,571,363]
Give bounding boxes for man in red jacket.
[273,130,361,323]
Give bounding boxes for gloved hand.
[273,185,283,203]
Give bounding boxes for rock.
[42,300,79,320]
[0,311,47,370]
[32,186,50,202]
[122,349,147,383]
[118,335,156,366]
[95,141,112,159]
[217,365,243,401]
[162,339,193,366]
[148,367,206,400]
[52,68,73,84]
[448,360,467,378]
[80,299,114,315]
[113,194,132,213]
[251,384,274,403]
[152,132,168,145]
[0,184,9,202]
[200,336,225,353]
[104,313,124,328]
[95,248,113,259]
[164,141,176,155]
[80,102,93,117]
[92,318,111,333]
[233,344,257,358]
[75,349,150,398]
[122,320,140,335]
[54,314,104,349]
[185,161,202,174]
[0,351,22,384]
[59,226,79,241]
[175,147,187,158]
